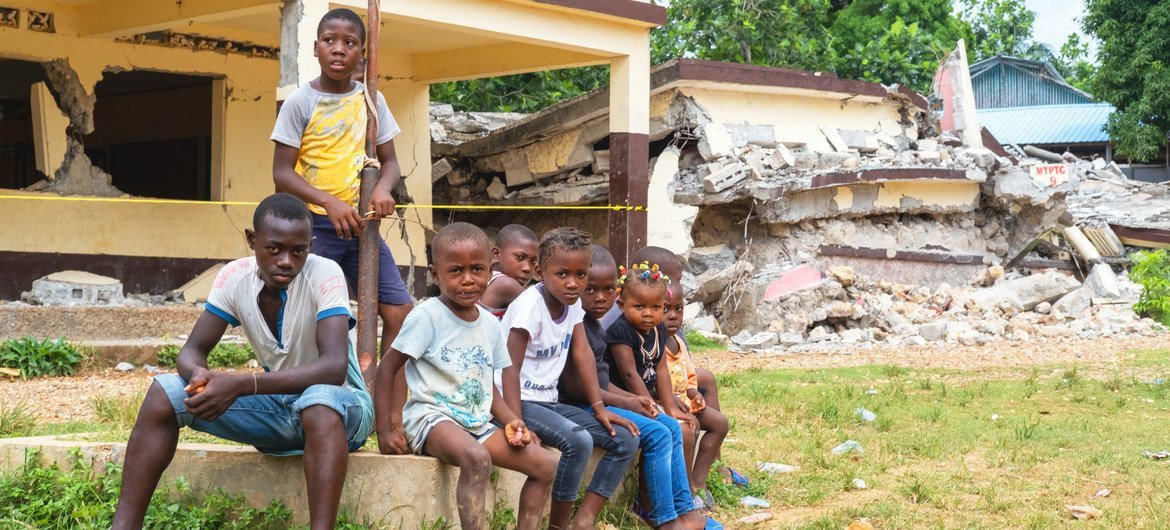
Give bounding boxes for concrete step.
[0,435,531,528]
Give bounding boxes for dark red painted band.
[533,0,667,25]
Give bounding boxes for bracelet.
[252,372,258,395]
[590,400,604,410]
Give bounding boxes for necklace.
[635,326,659,372]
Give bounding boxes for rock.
[916,139,940,152]
[904,335,928,346]
[692,330,729,345]
[1034,302,1052,314]
[429,103,454,117]
[430,158,454,183]
[1038,325,1075,338]
[826,301,855,319]
[839,328,867,344]
[115,362,134,372]
[1083,263,1122,299]
[919,322,948,342]
[967,271,1080,312]
[829,266,856,287]
[1052,286,1093,318]
[690,315,720,334]
[686,244,737,276]
[731,330,753,345]
[694,261,753,304]
[485,177,507,200]
[777,332,804,346]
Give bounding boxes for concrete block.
[765,144,794,170]
[820,126,851,153]
[1084,263,1122,299]
[702,163,748,193]
[728,123,778,148]
[689,315,720,334]
[916,139,940,152]
[593,149,610,174]
[683,302,703,322]
[685,244,736,276]
[501,150,535,187]
[430,158,454,183]
[967,271,1080,312]
[735,331,778,349]
[697,123,735,161]
[25,271,123,306]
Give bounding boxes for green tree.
[429,66,608,113]
[1054,33,1096,93]
[1084,0,1170,162]
[651,0,837,70]
[830,0,966,92]
[958,0,1047,61]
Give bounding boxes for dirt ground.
[1,335,1164,426]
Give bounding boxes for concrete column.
[278,0,329,100]
[607,42,651,265]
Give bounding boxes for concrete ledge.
[0,305,201,341]
[0,435,529,528]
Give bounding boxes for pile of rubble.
[683,244,1160,353]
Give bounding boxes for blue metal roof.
[977,103,1114,145]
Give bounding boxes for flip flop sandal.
[704,516,725,529]
[727,467,750,487]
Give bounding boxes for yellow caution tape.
[0,194,646,211]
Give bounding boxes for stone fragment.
[738,332,778,349]
[697,123,735,161]
[1052,286,1093,318]
[115,362,134,371]
[826,301,855,319]
[686,245,737,276]
[777,332,804,346]
[1083,263,1122,299]
[916,139,940,152]
[967,271,1080,312]
[820,126,851,153]
[431,158,454,183]
[486,177,507,200]
[1034,302,1052,314]
[765,144,795,170]
[919,322,948,342]
[593,149,610,174]
[694,261,754,304]
[690,316,720,334]
[829,266,855,287]
[839,328,867,344]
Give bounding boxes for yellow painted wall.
[680,86,907,152]
[0,1,430,266]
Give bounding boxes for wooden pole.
[356,0,380,387]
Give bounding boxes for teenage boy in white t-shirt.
[112,193,371,530]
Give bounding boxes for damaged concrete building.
[0,0,664,306]
[433,57,1165,348]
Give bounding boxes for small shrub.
[1130,249,1170,325]
[90,392,143,430]
[156,343,254,368]
[0,337,83,379]
[0,401,37,437]
[684,330,725,352]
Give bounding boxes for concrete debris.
[23,270,124,306]
[685,244,737,276]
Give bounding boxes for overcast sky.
[1027,0,1091,52]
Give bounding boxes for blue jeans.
[521,401,638,502]
[607,406,695,526]
[154,374,371,456]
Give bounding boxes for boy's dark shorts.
[311,213,413,306]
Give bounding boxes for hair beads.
[617,261,671,294]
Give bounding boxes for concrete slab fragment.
[763,265,825,302]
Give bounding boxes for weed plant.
[0,337,84,378]
[156,343,254,368]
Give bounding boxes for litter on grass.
[1144,450,1170,460]
[851,478,869,490]
[855,407,877,422]
[832,440,864,455]
[1066,505,1103,520]
[758,462,799,473]
[740,496,770,508]
[1094,488,1111,498]
[737,513,773,524]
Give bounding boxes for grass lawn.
[4,347,1170,528]
[704,348,1170,529]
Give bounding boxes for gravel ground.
[2,335,1166,426]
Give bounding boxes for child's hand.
[671,408,698,432]
[504,419,532,447]
[323,195,364,239]
[595,408,640,437]
[631,396,659,418]
[369,186,397,219]
[377,428,409,455]
[691,392,707,414]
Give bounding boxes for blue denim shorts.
[155,374,371,456]
[310,213,413,305]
